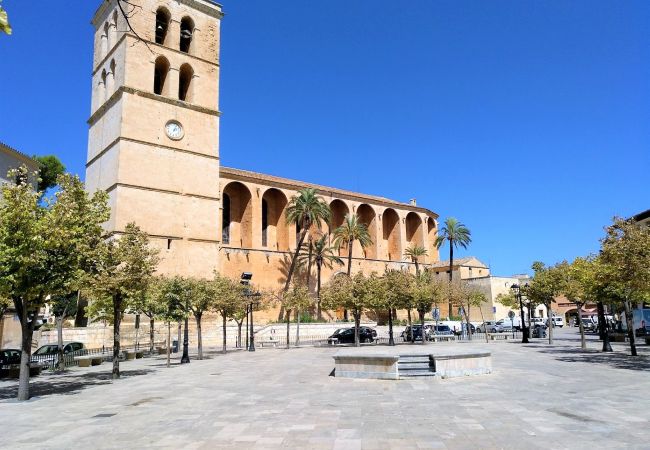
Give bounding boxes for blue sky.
[0,1,648,276]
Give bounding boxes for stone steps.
[398,354,436,378]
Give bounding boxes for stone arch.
[155,7,171,46]
[107,59,116,95]
[261,188,289,251]
[153,56,170,96]
[427,217,437,255]
[405,212,424,248]
[329,199,349,256]
[180,16,195,54]
[356,204,377,259]
[222,182,253,248]
[382,208,401,261]
[178,63,194,102]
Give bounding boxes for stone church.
[86,0,450,318]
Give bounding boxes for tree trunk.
[419,309,425,345]
[221,313,227,354]
[316,262,322,320]
[388,308,394,346]
[577,302,586,350]
[177,321,182,351]
[166,322,171,368]
[16,296,38,401]
[597,301,612,352]
[414,260,420,275]
[306,238,313,290]
[407,309,413,343]
[547,302,554,345]
[478,306,489,343]
[296,309,300,347]
[448,242,454,318]
[237,320,243,348]
[113,293,122,379]
[344,238,353,322]
[465,304,472,341]
[286,309,291,349]
[284,229,308,292]
[196,314,203,360]
[57,316,65,371]
[354,311,360,347]
[623,299,637,356]
[149,317,155,353]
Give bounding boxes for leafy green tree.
[435,217,472,318]
[404,245,428,275]
[187,278,217,360]
[32,155,66,192]
[450,282,487,340]
[132,277,167,353]
[283,189,331,295]
[410,272,442,343]
[526,262,564,345]
[333,213,372,277]
[88,223,159,379]
[381,270,412,345]
[281,283,312,348]
[299,235,343,319]
[155,276,188,367]
[0,169,109,400]
[50,293,78,371]
[558,257,598,350]
[0,1,11,35]
[600,217,650,356]
[213,273,244,354]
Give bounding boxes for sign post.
[508,310,516,339]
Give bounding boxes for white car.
[547,316,564,328]
[477,321,504,333]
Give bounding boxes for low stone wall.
[333,353,399,380]
[431,352,492,378]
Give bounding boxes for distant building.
[633,209,650,227]
[0,141,38,189]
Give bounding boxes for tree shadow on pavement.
[0,369,152,401]
[535,347,650,372]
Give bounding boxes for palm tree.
[284,188,331,293]
[299,235,344,319]
[435,217,472,318]
[333,214,372,277]
[404,244,428,275]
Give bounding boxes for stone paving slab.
[1,329,649,449]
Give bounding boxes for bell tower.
[86,0,223,277]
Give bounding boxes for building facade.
[85,0,449,321]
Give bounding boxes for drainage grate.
[92,413,117,418]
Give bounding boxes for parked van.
[547,316,564,328]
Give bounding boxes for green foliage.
[212,272,247,319]
[32,155,66,192]
[0,1,11,35]
[154,276,189,323]
[600,217,650,303]
[404,245,428,274]
[285,188,331,231]
[411,271,446,314]
[298,235,343,270]
[434,217,472,253]
[495,292,518,309]
[50,293,78,320]
[333,214,372,265]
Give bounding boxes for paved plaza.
[1,329,649,449]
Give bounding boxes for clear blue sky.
[0,1,648,276]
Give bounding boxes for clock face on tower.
[165,120,184,140]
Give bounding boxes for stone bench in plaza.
[73,355,104,367]
[259,339,280,348]
[487,333,510,341]
[124,350,145,360]
[333,348,492,380]
[431,335,456,342]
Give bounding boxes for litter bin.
[172,339,179,353]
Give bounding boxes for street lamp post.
[508,310,515,339]
[511,283,529,344]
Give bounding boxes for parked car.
[496,319,513,332]
[580,318,598,332]
[431,324,454,335]
[530,317,546,328]
[30,342,85,366]
[328,327,376,344]
[401,324,433,342]
[476,321,503,333]
[0,349,21,367]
